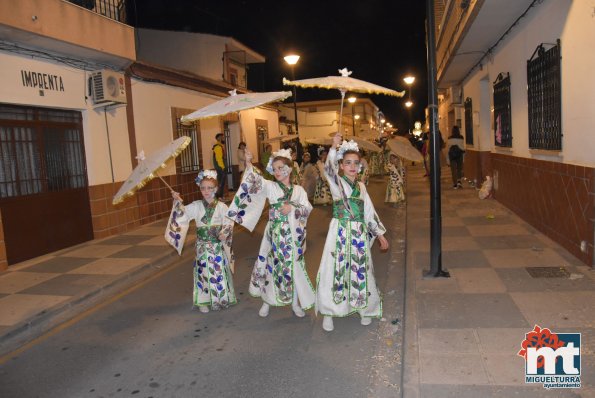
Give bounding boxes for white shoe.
[259,303,270,317]
[360,316,372,326]
[198,306,209,313]
[292,305,305,318]
[322,316,334,332]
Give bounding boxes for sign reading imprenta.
[21,70,65,92]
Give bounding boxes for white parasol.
[112,136,191,205]
[261,134,300,144]
[306,135,381,152]
[386,139,424,162]
[284,68,405,134]
[181,90,292,123]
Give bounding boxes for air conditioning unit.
[90,70,127,104]
[448,86,463,105]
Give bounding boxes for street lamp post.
[348,96,357,135]
[284,55,300,135]
[404,76,415,134]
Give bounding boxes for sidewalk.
[402,165,595,397]
[0,221,195,356]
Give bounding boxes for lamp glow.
[284,55,300,65]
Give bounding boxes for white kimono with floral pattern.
[316,148,386,318]
[168,200,237,310]
[385,161,405,203]
[227,165,316,309]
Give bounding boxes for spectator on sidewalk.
[212,133,227,198]
[446,126,465,189]
[237,142,247,174]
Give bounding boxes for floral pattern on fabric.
[385,162,405,204]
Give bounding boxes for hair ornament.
[336,140,360,160]
[195,169,218,185]
[266,148,292,174]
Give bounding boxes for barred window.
[493,73,512,147]
[171,108,201,174]
[0,105,86,199]
[527,40,562,150]
[464,97,473,146]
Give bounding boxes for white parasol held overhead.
[112,136,192,205]
[283,68,405,135]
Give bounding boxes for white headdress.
[336,140,360,160]
[195,169,218,185]
[266,148,292,174]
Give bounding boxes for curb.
[0,241,196,358]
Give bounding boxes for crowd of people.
[166,127,464,332]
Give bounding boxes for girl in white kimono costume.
[316,136,389,332]
[227,148,315,318]
[166,170,236,313]
[385,153,406,205]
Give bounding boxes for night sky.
[128,0,428,133]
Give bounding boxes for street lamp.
[284,54,300,135]
[347,96,357,135]
[403,75,415,134]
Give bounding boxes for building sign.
[21,70,65,92]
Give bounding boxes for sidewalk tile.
[108,245,168,259]
[419,328,479,354]
[98,235,156,246]
[138,236,169,246]
[420,384,564,398]
[450,268,507,293]
[442,236,480,251]
[19,274,112,296]
[461,215,515,225]
[443,250,490,268]
[0,294,70,326]
[482,353,526,385]
[417,293,529,329]
[68,258,147,275]
[476,328,533,354]
[484,248,568,268]
[443,226,470,237]
[18,257,95,273]
[510,291,595,328]
[0,272,59,294]
[495,267,595,292]
[124,226,164,236]
[62,244,130,258]
[466,224,531,236]
[419,352,489,385]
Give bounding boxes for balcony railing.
[67,0,127,23]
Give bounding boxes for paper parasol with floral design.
[284,68,405,135]
[112,136,191,205]
[180,90,292,123]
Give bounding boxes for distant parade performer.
[385,153,405,206]
[313,148,332,205]
[166,170,236,313]
[300,152,317,200]
[227,147,315,318]
[316,134,389,332]
[358,150,370,185]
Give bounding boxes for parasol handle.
[338,89,346,138]
[154,171,175,193]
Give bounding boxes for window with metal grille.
[493,73,512,147]
[527,40,562,150]
[0,105,87,199]
[171,108,201,174]
[464,97,473,146]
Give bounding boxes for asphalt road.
[0,177,406,398]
